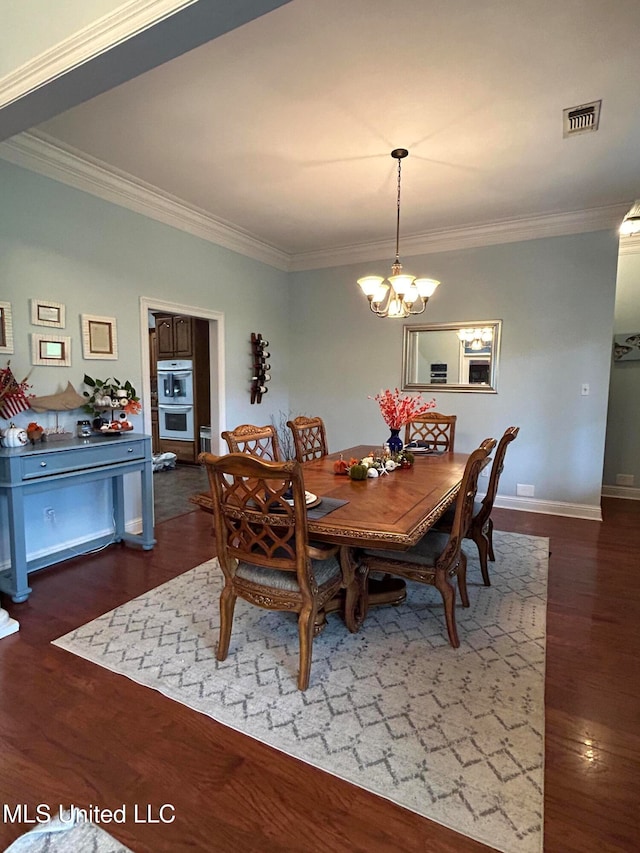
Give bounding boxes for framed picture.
[613,332,640,362]
[0,302,14,354]
[81,314,118,360]
[31,299,66,328]
[31,333,71,366]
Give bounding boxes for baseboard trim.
[601,485,640,501]
[492,495,603,521]
[0,517,143,574]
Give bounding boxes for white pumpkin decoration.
[1,424,28,447]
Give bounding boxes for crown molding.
[0,0,197,110]
[0,131,290,270]
[289,204,631,271]
[0,129,631,273]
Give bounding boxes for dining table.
[191,444,472,630]
[301,445,468,549]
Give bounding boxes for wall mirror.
[402,320,502,393]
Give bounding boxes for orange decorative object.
[26,422,45,445]
[333,457,349,475]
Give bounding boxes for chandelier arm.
[408,299,428,316]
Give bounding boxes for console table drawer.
[21,441,145,480]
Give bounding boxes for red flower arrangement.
[371,388,436,430]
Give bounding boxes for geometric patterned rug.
[53,531,548,853]
[3,814,134,852]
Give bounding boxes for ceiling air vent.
[563,100,601,138]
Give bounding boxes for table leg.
[316,549,407,634]
[367,573,407,607]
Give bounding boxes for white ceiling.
[34,0,640,266]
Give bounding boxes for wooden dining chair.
[286,416,329,463]
[199,451,360,690]
[359,438,496,648]
[436,426,519,586]
[404,413,457,452]
[221,423,281,461]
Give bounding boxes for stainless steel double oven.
[157,359,194,442]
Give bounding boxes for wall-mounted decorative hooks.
[250,332,271,404]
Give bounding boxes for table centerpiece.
[371,387,436,453]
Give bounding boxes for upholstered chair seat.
[236,554,342,591]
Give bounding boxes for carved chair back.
[404,413,457,452]
[443,438,496,571]
[203,452,310,588]
[221,423,281,461]
[474,426,519,531]
[287,416,329,463]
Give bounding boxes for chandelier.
[458,326,493,350]
[357,149,440,319]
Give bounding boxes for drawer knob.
[40,462,47,468]
[128,447,133,453]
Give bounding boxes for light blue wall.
[289,231,619,510]
[0,157,623,573]
[603,251,640,489]
[0,160,290,563]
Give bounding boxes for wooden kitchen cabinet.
[159,437,197,464]
[151,408,160,453]
[155,315,193,358]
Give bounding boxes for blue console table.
[0,433,156,603]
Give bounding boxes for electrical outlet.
[581,383,590,396]
[516,484,535,497]
[44,507,55,521]
[616,473,635,487]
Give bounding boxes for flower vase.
[388,428,403,455]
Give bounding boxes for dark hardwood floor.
[1,498,639,852]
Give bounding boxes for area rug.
[53,531,548,853]
[4,814,134,852]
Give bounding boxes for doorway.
[139,297,225,522]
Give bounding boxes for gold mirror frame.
[402,320,502,394]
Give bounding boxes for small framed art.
[0,302,14,353]
[613,332,640,362]
[32,333,71,366]
[31,299,66,328]
[81,314,118,360]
